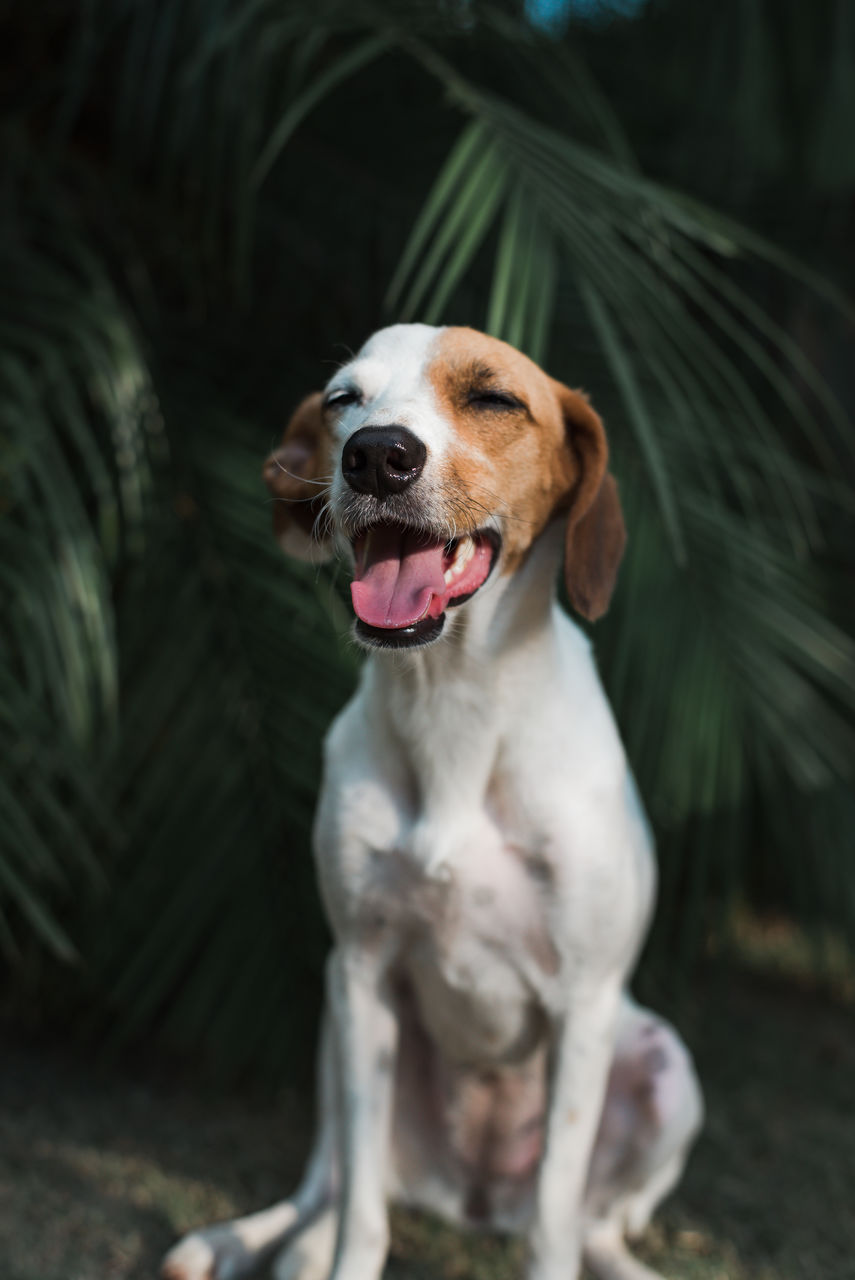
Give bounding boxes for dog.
[163,324,703,1280]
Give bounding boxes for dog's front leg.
[528,982,622,1280]
[327,944,398,1280]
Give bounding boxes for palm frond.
[2,0,853,1073]
[84,379,358,1076]
[0,172,155,959]
[386,47,854,826]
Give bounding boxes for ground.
[1,968,852,1280]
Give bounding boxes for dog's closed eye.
[324,386,362,411]
[467,388,527,412]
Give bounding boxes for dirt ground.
[0,968,853,1280]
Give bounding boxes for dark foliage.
[1,0,853,1080]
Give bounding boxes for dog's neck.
[358,523,576,872]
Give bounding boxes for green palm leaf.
[0,175,154,959]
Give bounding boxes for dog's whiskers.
[269,459,333,488]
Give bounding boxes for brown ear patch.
[564,472,627,621]
[263,392,334,560]
[559,385,627,621]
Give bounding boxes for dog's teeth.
[444,536,475,584]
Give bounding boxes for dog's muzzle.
[338,426,499,650]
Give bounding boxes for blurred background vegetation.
[2,0,854,1089]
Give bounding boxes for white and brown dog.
[163,325,703,1280]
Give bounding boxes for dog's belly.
[392,979,548,1224]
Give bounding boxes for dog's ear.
[558,385,627,622]
[263,392,334,562]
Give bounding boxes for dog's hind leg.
[161,1015,338,1280]
[581,1002,703,1280]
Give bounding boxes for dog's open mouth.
[350,524,499,648]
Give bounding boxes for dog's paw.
[161,1226,252,1280]
[272,1211,337,1280]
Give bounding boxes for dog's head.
[264,324,625,649]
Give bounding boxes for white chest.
[314,619,654,1061]
[353,809,561,1064]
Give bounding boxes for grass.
[1,965,852,1280]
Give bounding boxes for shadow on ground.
[0,969,852,1280]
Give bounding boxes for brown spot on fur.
[428,330,577,572]
[525,926,561,976]
[427,328,625,616]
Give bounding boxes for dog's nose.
[342,426,426,497]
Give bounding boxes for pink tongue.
[351,526,447,629]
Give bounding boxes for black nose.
[341,426,426,497]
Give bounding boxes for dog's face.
[264,324,625,649]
